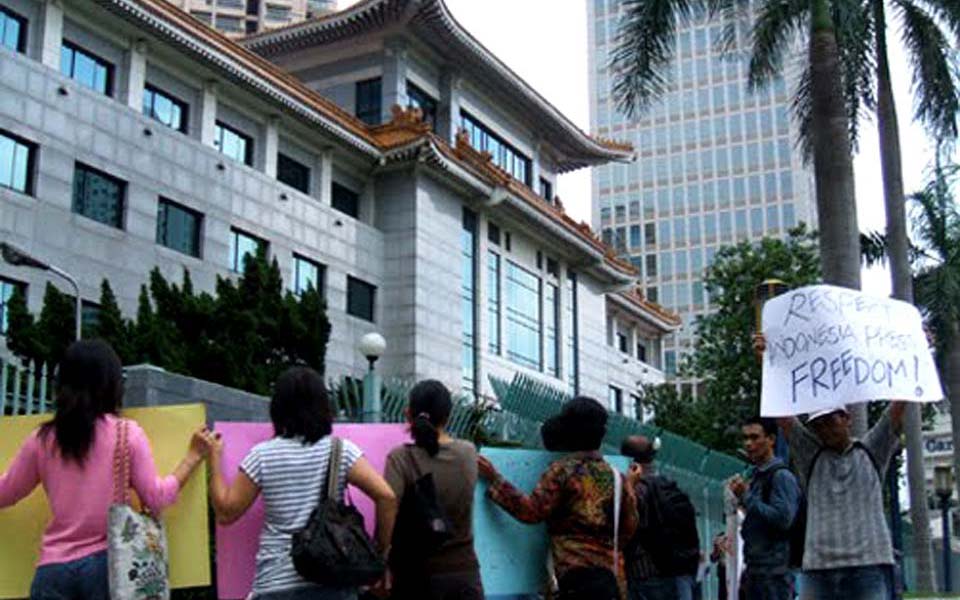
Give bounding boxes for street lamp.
[0,243,81,341]
[935,464,954,593]
[358,332,386,423]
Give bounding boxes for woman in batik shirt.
[478,397,638,600]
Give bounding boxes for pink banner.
[213,422,408,599]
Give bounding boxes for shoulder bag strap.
[324,436,343,503]
[612,463,622,573]
[112,418,131,506]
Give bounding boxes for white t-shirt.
[240,435,363,595]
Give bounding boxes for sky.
[341,0,954,296]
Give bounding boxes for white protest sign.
[760,284,943,417]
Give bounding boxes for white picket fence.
[0,358,53,416]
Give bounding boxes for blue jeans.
[30,550,108,600]
[629,575,694,600]
[800,565,892,600]
[255,586,357,600]
[742,570,793,600]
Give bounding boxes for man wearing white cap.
[756,334,906,600]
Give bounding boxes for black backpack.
[291,437,386,587]
[389,445,453,567]
[635,475,700,577]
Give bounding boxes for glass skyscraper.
[588,0,816,392]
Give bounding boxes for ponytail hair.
[408,379,452,457]
[39,339,124,464]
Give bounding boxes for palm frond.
[910,0,960,46]
[791,63,815,163]
[610,0,700,117]
[891,0,960,138]
[745,0,810,89]
[860,230,889,266]
[832,0,876,150]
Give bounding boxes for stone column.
[264,115,279,177]
[437,69,462,145]
[199,80,218,147]
[38,0,64,69]
[125,39,148,111]
[381,37,408,124]
[318,148,333,205]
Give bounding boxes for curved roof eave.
[241,0,633,171]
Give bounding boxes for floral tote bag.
[107,418,170,600]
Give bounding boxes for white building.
[0,0,678,407]
[587,0,816,392]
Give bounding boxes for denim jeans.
[30,551,108,600]
[742,570,794,600]
[255,585,357,600]
[800,565,892,600]
[628,574,694,600]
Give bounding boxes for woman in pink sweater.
[0,340,207,599]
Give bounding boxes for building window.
[331,182,359,218]
[245,20,258,34]
[214,122,253,166]
[645,254,657,278]
[462,209,478,392]
[617,331,628,354]
[229,227,267,273]
[406,82,437,129]
[637,342,648,363]
[355,78,382,126]
[246,0,260,16]
[216,15,244,32]
[293,254,324,296]
[644,222,656,246]
[565,271,579,392]
[539,177,553,203]
[0,6,26,53]
[460,111,532,185]
[156,199,202,257]
[546,282,559,378]
[191,11,213,24]
[60,42,113,96]
[277,153,310,194]
[665,350,677,376]
[73,163,125,228]
[505,261,541,371]
[0,277,25,334]
[487,251,501,354]
[0,129,35,194]
[488,222,501,246]
[81,301,100,335]
[143,86,188,133]
[265,3,291,20]
[608,385,623,414]
[347,276,376,322]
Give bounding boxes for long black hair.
[408,379,452,457]
[270,367,333,444]
[39,339,124,464]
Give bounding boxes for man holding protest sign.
[753,285,944,600]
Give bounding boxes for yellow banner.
[0,404,210,598]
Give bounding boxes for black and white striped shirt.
[240,435,363,596]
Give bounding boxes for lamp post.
[358,332,386,423]
[0,243,81,341]
[935,464,954,592]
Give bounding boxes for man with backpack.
[622,435,701,600]
[728,417,802,600]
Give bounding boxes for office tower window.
[61,42,113,96]
[644,223,656,246]
[72,163,125,228]
[645,254,657,278]
[1,7,26,53]
[156,199,202,257]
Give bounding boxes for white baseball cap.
[807,406,849,423]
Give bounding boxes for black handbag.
[291,437,386,587]
[390,445,453,564]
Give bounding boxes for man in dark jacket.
[729,417,801,600]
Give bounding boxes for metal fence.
[0,358,53,416]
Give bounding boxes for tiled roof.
[612,287,683,330]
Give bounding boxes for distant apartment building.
[588,0,816,393]
[168,0,320,37]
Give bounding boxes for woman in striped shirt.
[206,367,397,599]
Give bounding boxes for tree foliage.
[643,225,821,453]
[6,248,331,396]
